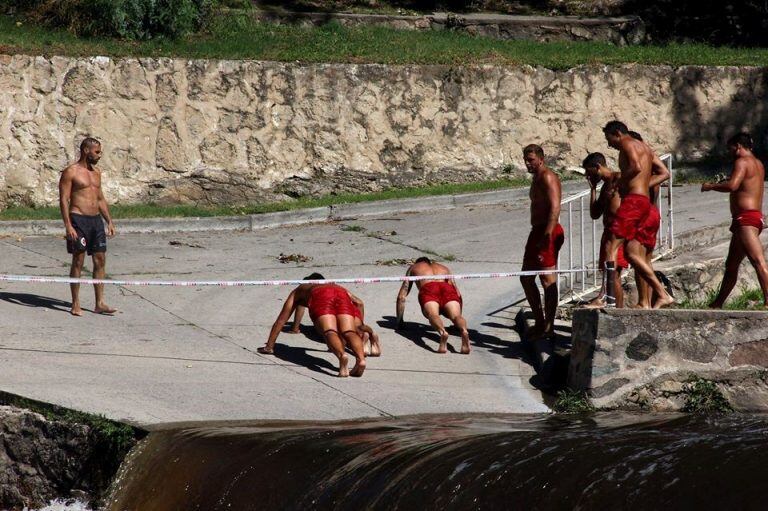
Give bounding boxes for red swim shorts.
[308,284,357,321]
[730,210,765,234]
[523,224,565,269]
[418,281,462,310]
[636,205,661,251]
[599,232,629,270]
[610,193,651,242]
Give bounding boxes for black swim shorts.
[66,213,107,255]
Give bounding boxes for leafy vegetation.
[553,388,595,414]
[682,377,733,414]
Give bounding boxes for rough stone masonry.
[1,55,767,208]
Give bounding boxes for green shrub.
[682,378,733,414]
[24,0,215,39]
[553,388,595,414]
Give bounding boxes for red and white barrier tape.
[0,269,589,287]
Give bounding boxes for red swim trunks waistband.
[731,210,765,234]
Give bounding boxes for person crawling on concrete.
[702,132,768,308]
[627,130,671,309]
[602,121,674,309]
[258,274,367,377]
[289,296,381,357]
[396,257,470,354]
[58,137,117,317]
[520,144,564,340]
[583,152,627,308]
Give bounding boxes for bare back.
[529,167,562,227]
[730,154,765,215]
[618,137,654,197]
[408,261,451,290]
[61,163,103,216]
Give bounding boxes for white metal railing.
[556,153,674,303]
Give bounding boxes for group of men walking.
[58,121,768,379]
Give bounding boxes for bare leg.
[92,252,116,314]
[603,236,625,306]
[624,240,674,309]
[710,234,747,308]
[539,268,558,336]
[737,226,768,305]
[587,270,607,306]
[69,252,85,316]
[422,301,449,353]
[520,274,545,338]
[615,268,624,308]
[315,315,349,377]
[338,314,366,377]
[633,244,651,309]
[443,301,470,354]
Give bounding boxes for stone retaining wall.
[569,309,768,411]
[2,55,767,207]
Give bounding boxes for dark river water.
[106,412,768,510]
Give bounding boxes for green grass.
[553,388,595,414]
[682,377,733,414]
[677,287,766,310]
[0,178,527,221]
[4,13,768,69]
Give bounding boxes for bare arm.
[58,168,77,241]
[97,179,115,237]
[261,291,297,352]
[539,173,561,248]
[702,161,747,193]
[649,154,670,189]
[349,292,365,321]
[590,183,608,220]
[396,269,414,329]
[289,305,306,333]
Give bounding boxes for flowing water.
[107,412,768,510]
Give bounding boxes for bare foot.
[369,332,381,357]
[632,303,651,310]
[460,329,471,355]
[94,304,117,315]
[653,293,675,309]
[338,354,350,378]
[350,357,366,377]
[70,305,82,317]
[257,346,274,355]
[437,330,449,354]
[582,299,606,309]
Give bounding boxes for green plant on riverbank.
[0,178,527,221]
[677,287,766,311]
[553,388,595,414]
[4,13,768,69]
[682,378,733,414]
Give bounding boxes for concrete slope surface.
[0,185,729,425]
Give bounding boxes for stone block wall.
[569,308,768,410]
[2,55,767,208]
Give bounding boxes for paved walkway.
[0,184,730,426]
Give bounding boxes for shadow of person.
[0,292,71,313]
[283,323,325,344]
[272,344,338,377]
[377,316,440,353]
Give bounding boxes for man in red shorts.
[583,152,627,308]
[396,257,470,354]
[702,132,768,308]
[258,274,367,377]
[603,121,674,309]
[289,297,381,356]
[521,144,564,339]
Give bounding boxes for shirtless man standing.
[259,274,367,377]
[58,137,116,316]
[521,144,564,339]
[702,132,768,308]
[583,152,627,308]
[602,121,674,309]
[396,257,470,354]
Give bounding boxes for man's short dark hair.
[304,273,325,280]
[602,121,629,136]
[727,132,754,150]
[523,144,544,158]
[80,137,100,153]
[582,152,607,169]
[628,131,643,141]
[414,257,431,264]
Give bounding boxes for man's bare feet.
[257,346,274,355]
[338,354,350,378]
[94,304,117,315]
[350,357,365,377]
[437,330,449,354]
[369,332,381,357]
[460,329,471,355]
[632,303,651,310]
[652,293,675,309]
[70,305,82,316]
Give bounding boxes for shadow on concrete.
[284,323,326,344]
[272,344,338,377]
[0,292,71,313]
[378,316,440,353]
